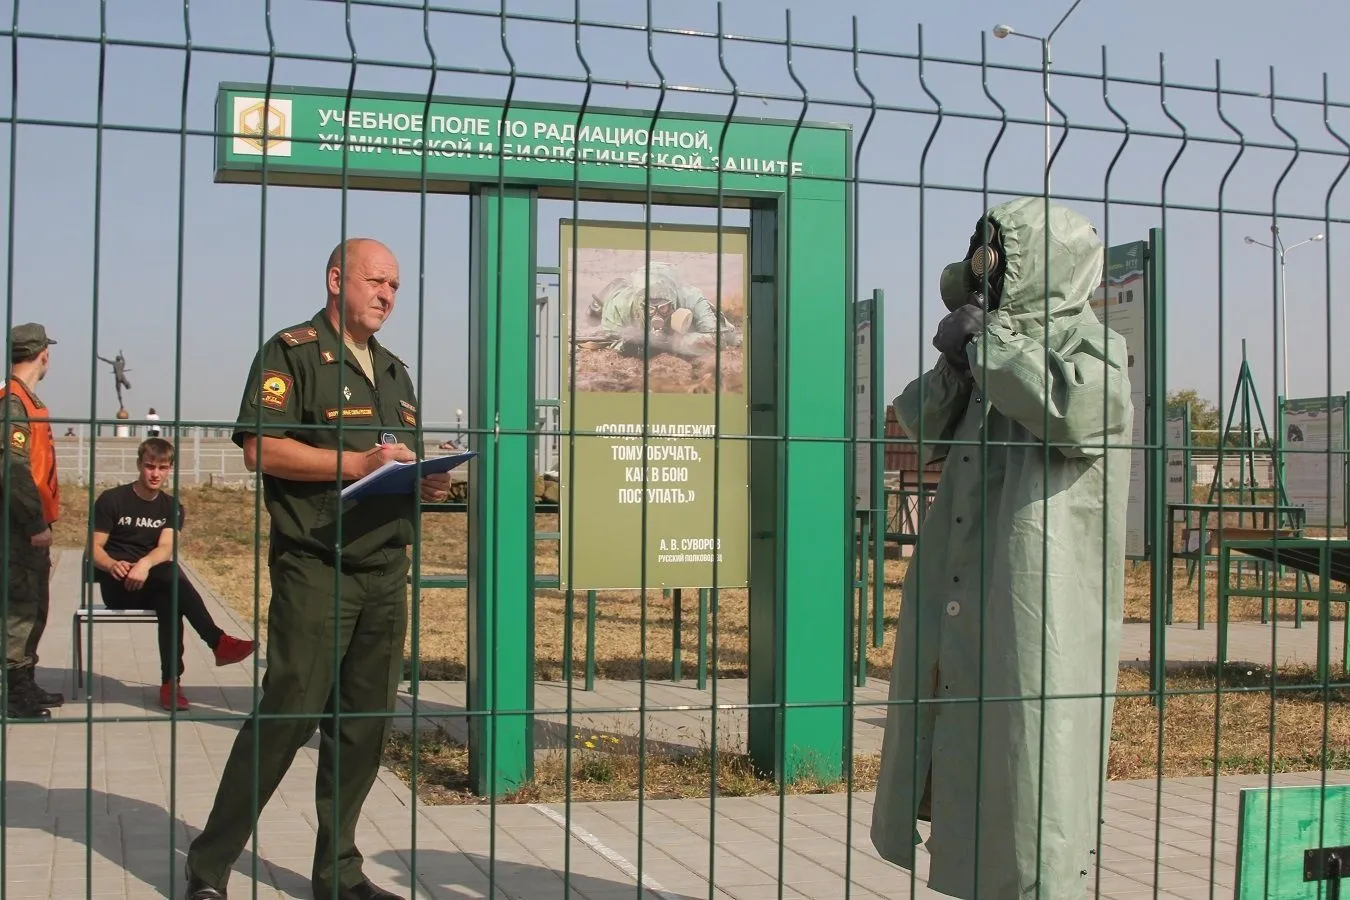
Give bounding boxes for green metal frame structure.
[213,81,855,793]
[1160,347,1309,629]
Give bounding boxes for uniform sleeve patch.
[9,425,28,451]
[280,327,319,347]
[259,371,293,411]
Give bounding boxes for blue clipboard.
[339,451,476,501]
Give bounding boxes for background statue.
[98,350,132,412]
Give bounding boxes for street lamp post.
[1244,225,1324,400]
[993,0,1087,192]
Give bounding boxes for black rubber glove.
[932,303,985,374]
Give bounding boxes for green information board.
[1236,784,1350,900]
[558,220,750,590]
[214,82,848,195]
[1279,395,1349,528]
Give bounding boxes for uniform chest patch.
[324,406,375,421]
[259,371,293,411]
[400,409,417,427]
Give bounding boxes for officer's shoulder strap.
[274,323,321,349]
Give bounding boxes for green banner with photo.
[558,221,750,591]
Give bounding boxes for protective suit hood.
[631,262,683,306]
[944,197,1104,338]
[991,196,1103,328]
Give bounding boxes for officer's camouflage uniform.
[186,310,422,896]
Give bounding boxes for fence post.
[671,588,682,682]
[1148,226,1169,706]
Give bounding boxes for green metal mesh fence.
[0,1,1347,899]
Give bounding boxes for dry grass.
[376,665,1350,806]
[51,484,1350,805]
[382,728,882,806]
[1108,664,1350,780]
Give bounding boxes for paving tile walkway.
[3,546,1344,899]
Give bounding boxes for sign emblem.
[260,371,293,411]
[233,96,292,157]
[343,385,352,401]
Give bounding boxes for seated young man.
[90,437,256,710]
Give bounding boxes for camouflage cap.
[10,323,55,360]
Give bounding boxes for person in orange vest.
[2,322,63,721]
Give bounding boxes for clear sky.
[3,0,1347,435]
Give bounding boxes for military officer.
[2,322,64,721]
[185,238,451,900]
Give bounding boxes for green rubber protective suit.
[871,197,1135,900]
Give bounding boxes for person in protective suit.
[871,197,1134,900]
[594,262,739,357]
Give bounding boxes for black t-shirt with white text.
[93,482,185,563]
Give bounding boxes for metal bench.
[1216,536,1350,682]
[70,552,157,700]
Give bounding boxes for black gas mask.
[939,218,1007,313]
[647,298,675,332]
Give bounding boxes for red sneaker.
[159,682,190,711]
[214,635,257,667]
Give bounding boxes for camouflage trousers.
[5,548,51,670]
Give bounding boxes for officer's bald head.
[327,238,390,280]
[325,237,400,341]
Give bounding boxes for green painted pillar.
[747,184,851,784]
[466,185,537,796]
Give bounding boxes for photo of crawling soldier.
[569,255,745,394]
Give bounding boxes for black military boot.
[4,670,51,720]
[183,861,226,899]
[16,667,63,708]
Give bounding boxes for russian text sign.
[558,221,750,591]
[215,83,849,197]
